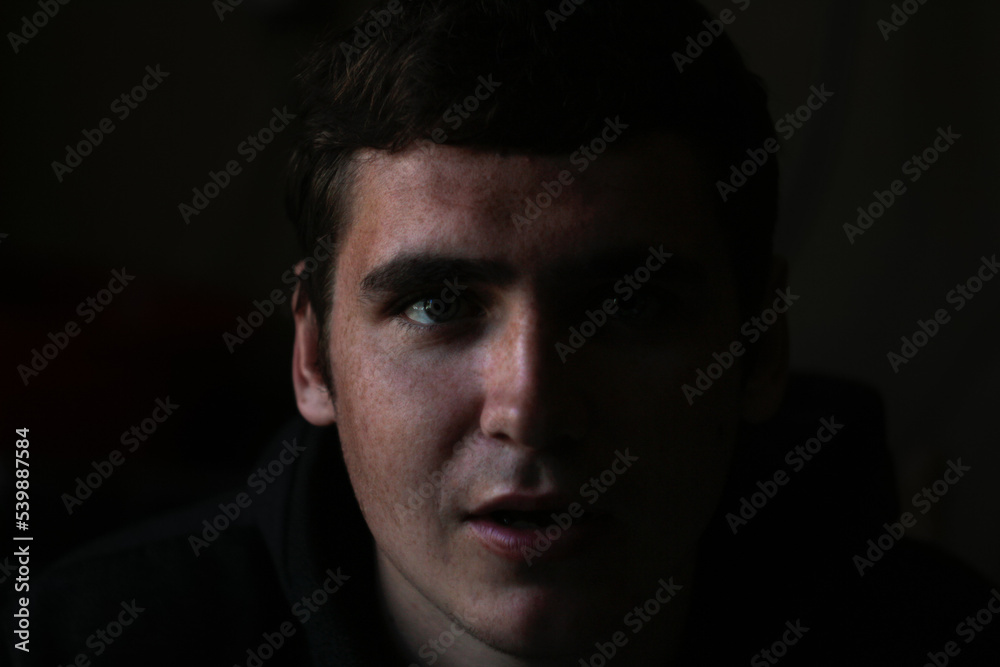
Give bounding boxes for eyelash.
[386,285,677,336]
[388,291,483,332]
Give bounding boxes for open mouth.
[490,510,560,530]
[468,506,609,562]
[487,509,597,530]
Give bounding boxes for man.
[14,1,997,665]
[286,0,784,662]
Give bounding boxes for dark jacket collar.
[250,374,908,665]
[251,418,396,665]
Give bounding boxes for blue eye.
[402,297,464,325]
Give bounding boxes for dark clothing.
[8,376,998,665]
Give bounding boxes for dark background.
[2,0,998,589]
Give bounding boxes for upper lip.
[469,493,578,517]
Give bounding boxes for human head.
[288,0,786,661]
[287,0,779,391]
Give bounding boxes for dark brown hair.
[286,0,778,388]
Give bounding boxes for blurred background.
[2,0,998,585]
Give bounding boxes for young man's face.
[294,134,784,658]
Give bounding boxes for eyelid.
[391,290,489,331]
[387,286,476,315]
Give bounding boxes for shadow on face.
[291,132,786,658]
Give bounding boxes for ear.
[740,256,791,423]
[291,271,337,426]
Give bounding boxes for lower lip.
[466,515,609,563]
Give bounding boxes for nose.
[478,296,588,453]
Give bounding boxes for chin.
[456,579,621,658]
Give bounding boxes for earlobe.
[291,283,337,426]
[740,256,791,423]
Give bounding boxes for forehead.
[338,134,728,286]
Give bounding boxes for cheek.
[590,339,742,552]
[328,317,478,542]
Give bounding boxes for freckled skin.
[292,134,787,665]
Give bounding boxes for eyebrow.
[357,244,704,302]
[553,244,705,288]
[358,254,516,302]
